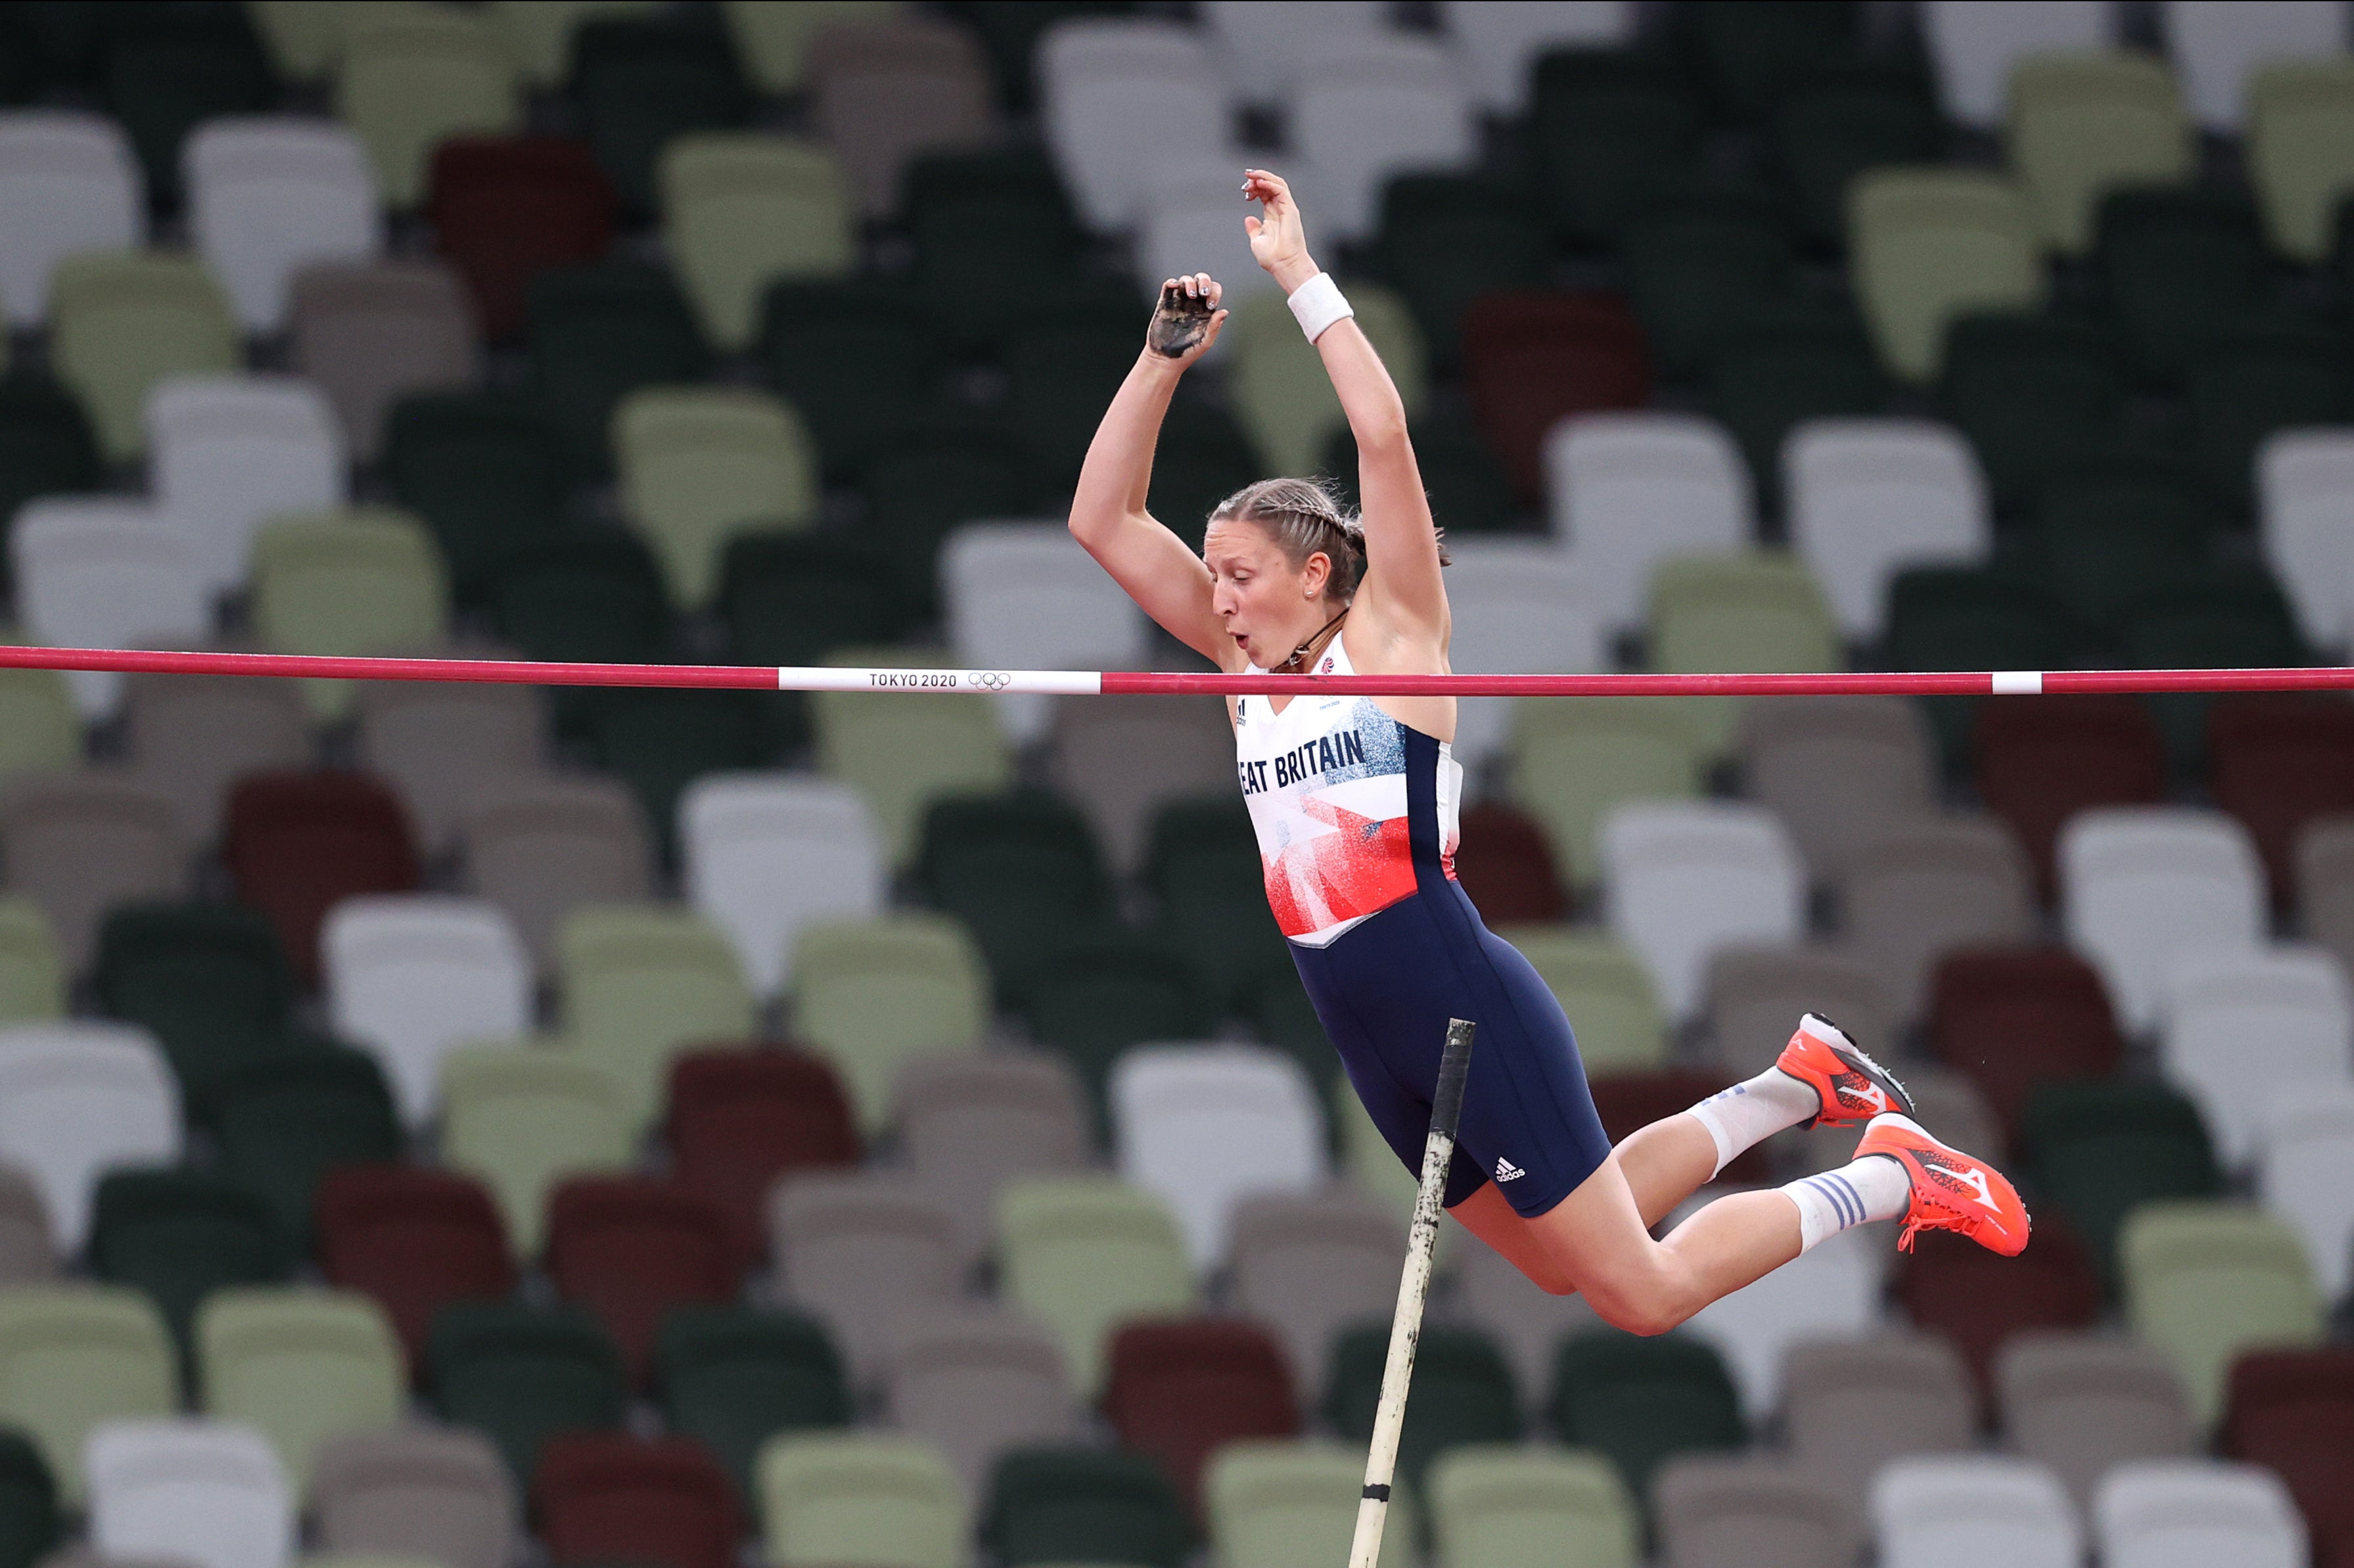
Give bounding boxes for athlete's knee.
[1577,1261,1697,1337]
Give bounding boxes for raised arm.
[1243,170,1448,641]
[1066,274,1241,668]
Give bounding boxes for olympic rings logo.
[966,671,1013,690]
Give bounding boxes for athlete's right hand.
[1147,273,1226,365]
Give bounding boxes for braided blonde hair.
[1210,476,1448,603]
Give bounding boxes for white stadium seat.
[2258,427,2354,652]
[9,498,208,720]
[2259,1081,2354,1298]
[1288,35,1479,244]
[1684,1225,1879,1417]
[681,773,885,1000]
[2163,0,2346,130]
[1039,18,1231,233]
[1200,0,1395,105]
[2094,1458,2309,1568]
[185,118,382,332]
[1112,1042,1326,1267]
[1546,413,1753,635]
[1871,1456,2081,1568]
[943,522,1146,743]
[85,1418,293,1568]
[2159,945,2353,1166]
[2061,808,2267,1031]
[1785,419,1990,642]
[1440,540,1605,768]
[323,895,532,1129]
[0,110,141,327]
[1600,802,1805,1021]
[1441,1,1636,113]
[145,375,346,593]
[1920,1,2114,129]
[1136,159,1279,313]
[0,1023,179,1253]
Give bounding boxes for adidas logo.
[1494,1157,1525,1182]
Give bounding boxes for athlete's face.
[1204,518,1334,666]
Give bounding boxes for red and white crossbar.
[3,645,2354,696]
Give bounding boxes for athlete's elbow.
[1353,409,1411,454]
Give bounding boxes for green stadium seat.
[1427,1445,1638,1568]
[2245,59,2354,262]
[2033,455,2225,635]
[46,253,240,463]
[904,145,1086,350]
[557,904,756,1130]
[2022,1078,2223,1281]
[615,386,818,609]
[1204,1439,1415,1568]
[1004,302,1155,489]
[658,1304,850,1499]
[2183,325,2351,507]
[525,262,708,475]
[0,671,76,798]
[0,898,62,1024]
[1849,168,2044,383]
[89,1167,287,1351]
[568,16,752,216]
[815,666,1013,865]
[2004,53,2195,255]
[1327,1324,1521,1494]
[996,1177,1194,1397]
[2121,570,2309,766]
[1320,409,1524,536]
[250,509,451,721]
[789,914,992,1135]
[428,1302,627,1485]
[1881,565,2081,770]
[982,1448,1192,1568]
[336,11,522,208]
[759,281,947,479]
[1508,698,1706,886]
[94,903,298,1099]
[195,1286,404,1494]
[1648,551,1842,758]
[2095,188,2275,383]
[660,134,855,352]
[1146,400,1258,551]
[1617,191,1796,380]
[490,532,672,677]
[581,688,784,848]
[917,791,1110,1007]
[1549,1331,1743,1498]
[2121,1202,2325,1425]
[197,1047,401,1246]
[1027,942,1214,1113]
[1684,0,1863,118]
[1773,62,1945,249]
[858,423,1038,605]
[0,1429,55,1568]
[756,1431,965,1568]
[0,377,101,545]
[1529,49,1705,244]
[1225,284,1427,475]
[104,8,274,208]
[438,1046,635,1254]
[384,392,577,609]
[0,1285,173,1507]
[1145,800,1288,1017]
[1705,302,1887,488]
[1373,175,1554,361]
[1493,929,1669,1075]
[488,0,662,90]
[1937,312,2129,509]
[721,535,917,670]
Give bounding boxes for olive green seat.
[1849,168,2045,382]
[995,1176,1193,1396]
[48,254,240,463]
[2121,1201,2324,1426]
[250,509,450,720]
[0,898,64,1025]
[0,670,80,793]
[2246,60,2354,262]
[1205,1439,1414,1568]
[722,0,903,94]
[789,914,990,1135]
[1427,1446,1638,1568]
[486,0,658,88]
[1493,928,1668,1074]
[438,1046,634,1255]
[196,1286,404,1494]
[1506,699,1706,887]
[660,135,856,352]
[1648,552,1843,757]
[756,1431,965,1568]
[335,11,522,208]
[813,649,1013,865]
[2004,53,2194,255]
[614,386,818,609]
[555,904,756,1130]
[246,0,349,83]
[1225,283,1427,474]
[0,1283,175,1506]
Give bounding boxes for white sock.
[1780,1155,1911,1252]
[1682,1069,1820,1178]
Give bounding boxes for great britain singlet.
[1232,633,1464,946]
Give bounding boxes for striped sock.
[1684,1069,1821,1178]
[1780,1155,1910,1252]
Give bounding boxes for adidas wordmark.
[1495,1157,1525,1182]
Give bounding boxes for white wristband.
[1286,271,1353,343]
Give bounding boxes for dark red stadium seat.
[1893,1221,2103,1395]
[2208,695,2354,907]
[1926,946,2124,1144]
[534,1431,742,1568]
[1973,696,2167,898]
[2222,1349,2354,1568]
[428,137,617,342]
[315,1164,517,1371]
[224,770,420,982]
[1451,800,1571,925]
[544,1176,741,1388]
[664,1047,861,1258]
[1460,291,1651,499]
[1102,1318,1301,1513]
[1586,1069,1768,1182]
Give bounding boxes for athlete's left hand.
[1243,168,1318,292]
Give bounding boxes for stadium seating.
[1997,1331,2195,1507]
[1205,1438,1416,1568]
[427,1302,626,1485]
[791,915,992,1134]
[0,1024,178,1254]
[1546,413,1752,634]
[311,1424,517,1568]
[2246,58,2354,262]
[0,110,141,329]
[768,1171,965,1381]
[1868,1456,2080,1568]
[185,119,380,333]
[996,1175,1193,1396]
[1600,803,1805,1021]
[659,135,853,353]
[427,137,616,342]
[534,1431,741,1568]
[2159,946,2352,1168]
[1509,699,1707,887]
[1928,946,2125,1141]
[543,1174,739,1387]
[666,1047,859,1258]
[882,1307,1076,1495]
[438,1046,634,1254]
[2259,1082,2354,1299]
[2060,806,2267,1030]
[2122,1202,2325,1423]
[2,775,189,976]
[1849,170,2044,384]
[758,1432,965,1568]
[1549,1331,1743,1497]
[314,1163,516,1368]
[555,904,754,1128]
[1111,1044,1325,1267]
[0,1284,175,1506]
[1783,1333,1975,1478]
[1427,1446,1638,1568]
[200,1046,400,1245]
[2095,1458,2309,1568]
[93,903,294,1098]
[89,1167,288,1347]
[1653,1455,1861,1568]
[1685,1228,1879,1416]
[658,1303,850,1498]
[194,1287,402,1493]
[84,1418,292,1568]
[1785,420,1990,643]
[2005,53,2195,256]
[336,11,520,210]
[1509,929,1669,1074]
[2221,1349,2354,1568]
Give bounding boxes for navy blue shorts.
[1291,876,1615,1218]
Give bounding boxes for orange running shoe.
[1773,1013,1916,1128]
[1855,1112,2032,1256]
